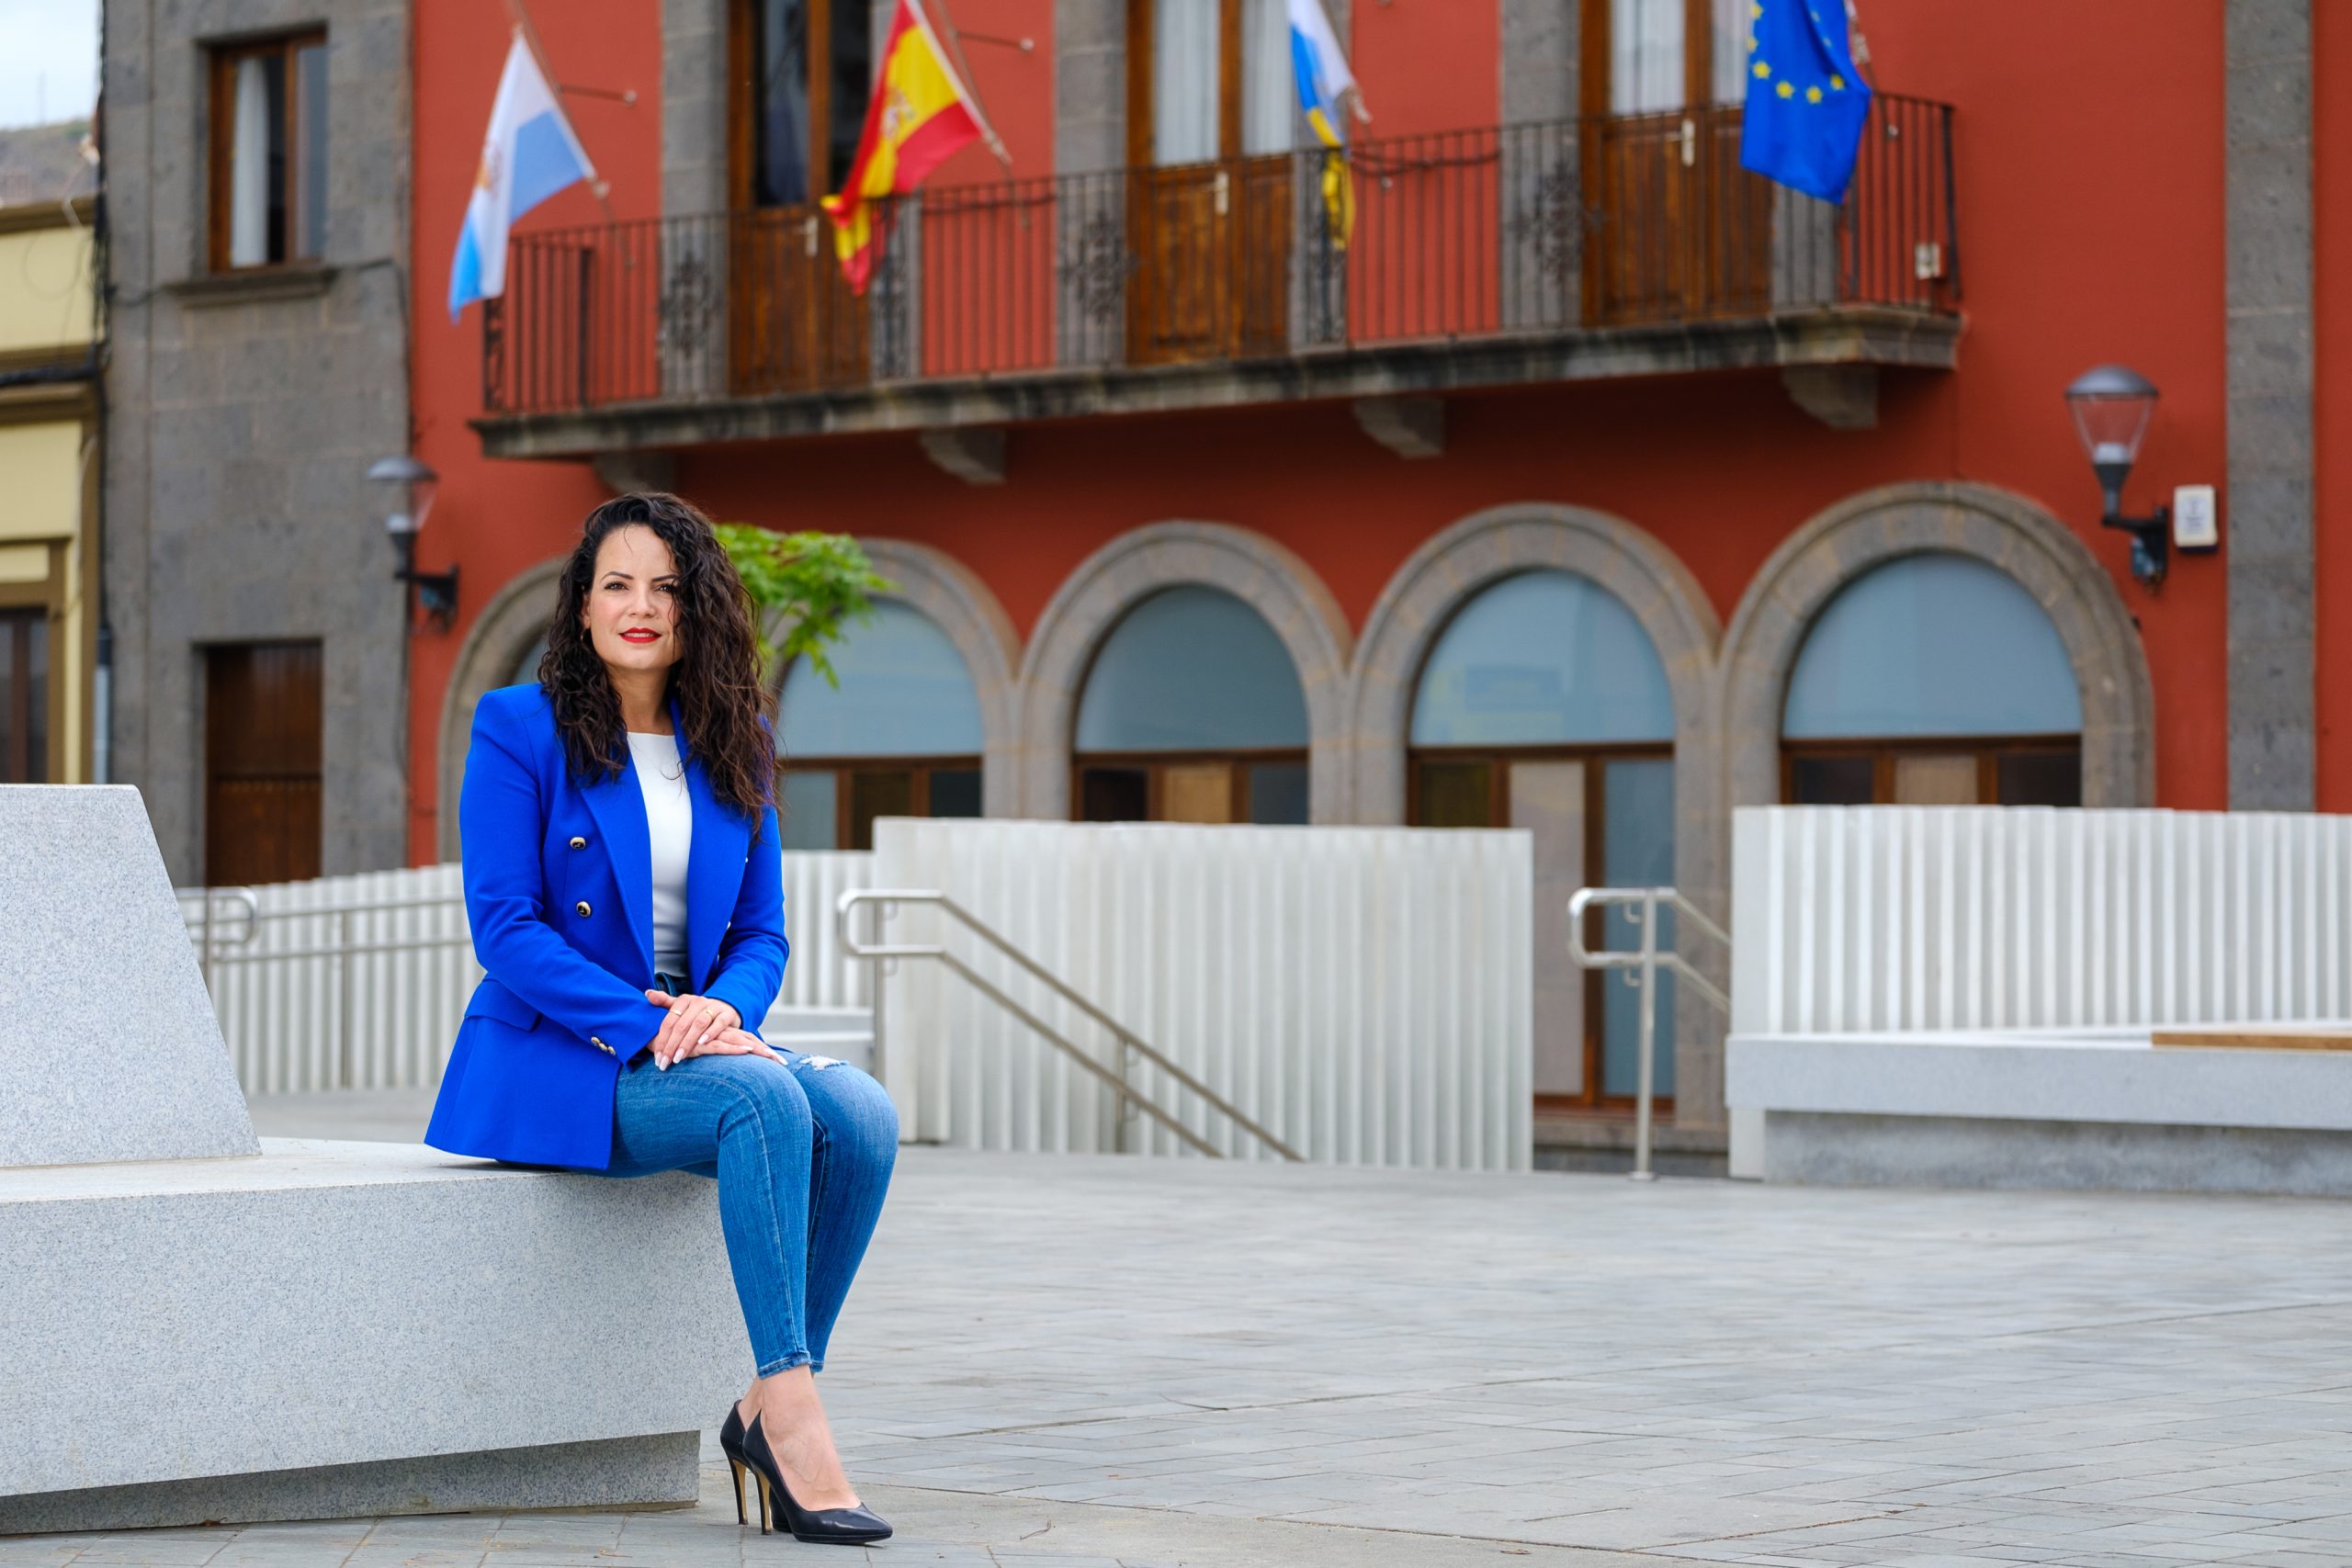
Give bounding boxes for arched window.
[777,601,985,850]
[1782,554,2083,806]
[1408,570,1676,1111]
[1073,585,1309,823]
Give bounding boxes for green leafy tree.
[714,525,893,686]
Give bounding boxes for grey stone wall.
[103,0,414,881]
[2223,0,2315,809]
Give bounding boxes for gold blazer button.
[592,1037,614,1055]
[574,900,592,918]
[569,836,587,850]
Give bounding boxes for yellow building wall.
[0,417,90,781]
[0,421,84,541]
[0,224,96,357]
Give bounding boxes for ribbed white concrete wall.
[872,819,1532,1170]
[181,853,876,1093]
[1732,807,2352,1036]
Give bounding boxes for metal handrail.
[837,888,1305,1163]
[1566,886,1729,1183]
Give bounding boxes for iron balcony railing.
[483,96,1956,416]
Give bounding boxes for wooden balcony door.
[1126,0,1294,365]
[1580,0,1773,327]
[729,0,871,394]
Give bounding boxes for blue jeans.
[599,1047,898,1378]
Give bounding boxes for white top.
[627,731,693,979]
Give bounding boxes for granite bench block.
[0,1140,743,1529]
[0,786,257,1167]
[1727,1029,2352,1193]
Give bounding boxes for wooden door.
[1127,0,1293,365]
[729,0,871,394]
[205,641,322,886]
[1580,0,1771,326]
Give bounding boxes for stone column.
[660,0,729,400]
[1056,0,1128,365]
[1499,0,1578,330]
[2224,0,2316,808]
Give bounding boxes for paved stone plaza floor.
[12,1092,2352,1566]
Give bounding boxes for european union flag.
[1740,0,1872,205]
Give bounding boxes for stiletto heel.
[741,1411,892,1545]
[718,1402,759,1531]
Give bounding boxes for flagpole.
[911,0,1014,171]
[501,0,624,221]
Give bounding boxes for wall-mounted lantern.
[2064,365,2168,588]
[368,455,459,632]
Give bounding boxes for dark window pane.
[1788,752,1875,805]
[1247,761,1308,825]
[847,768,914,851]
[23,615,44,782]
[827,0,873,194]
[1079,766,1149,823]
[0,614,19,782]
[295,41,328,257]
[1414,760,1493,828]
[1997,750,2082,807]
[781,769,839,850]
[1600,759,1677,1099]
[754,0,812,205]
[928,767,982,818]
[264,51,288,262]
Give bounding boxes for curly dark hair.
[539,492,775,822]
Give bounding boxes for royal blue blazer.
[424,683,788,1170]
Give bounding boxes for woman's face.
[581,525,683,678]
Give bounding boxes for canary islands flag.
[447,32,598,320]
[821,0,989,294]
[1289,0,1360,247]
[1739,0,1871,205]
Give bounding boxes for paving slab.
[13,1118,2352,1564]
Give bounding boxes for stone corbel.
[1781,365,1878,431]
[1352,396,1446,459]
[920,426,1008,486]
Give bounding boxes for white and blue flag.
[447,32,598,320]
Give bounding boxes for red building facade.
[401,0,2343,1153]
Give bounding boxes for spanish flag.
[820,0,989,293]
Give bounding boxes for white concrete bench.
[1727,1025,2352,1194]
[0,788,740,1534]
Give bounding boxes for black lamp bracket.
[390,530,462,632]
[2102,504,2170,590]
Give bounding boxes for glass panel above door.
[1155,0,1222,164]
[1241,0,1295,155]
[1611,0,1686,113]
[753,0,814,205]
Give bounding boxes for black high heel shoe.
[737,1408,893,1545]
[718,1403,752,1526]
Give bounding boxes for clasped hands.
[641,987,783,1069]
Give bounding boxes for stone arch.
[1348,501,1724,828]
[1719,479,2154,810]
[773,538,1023,817]
[1016,523,1354,820]
[435,556,568,862]
[1349,502,1727,1122]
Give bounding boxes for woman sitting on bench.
[427,491,898,1547]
